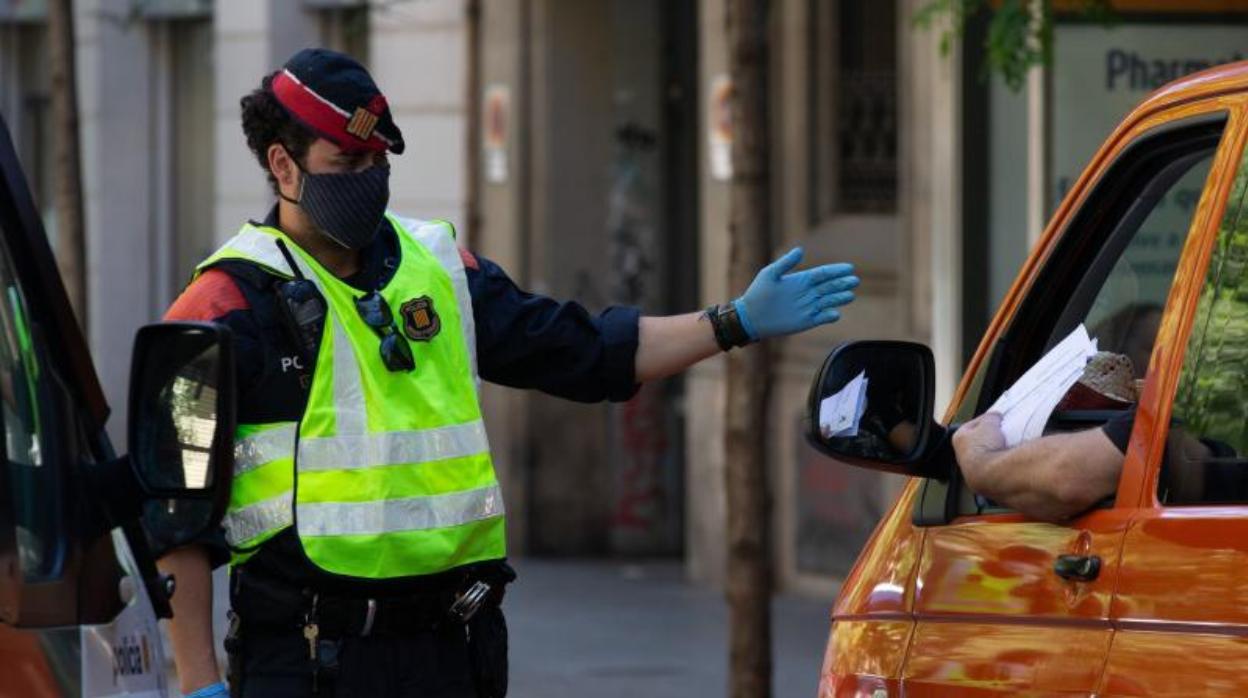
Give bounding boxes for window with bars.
[810,0,899,219]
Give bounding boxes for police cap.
[271,48,405,155]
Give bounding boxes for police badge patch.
[401,296,441,341]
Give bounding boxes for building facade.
[0,0,1244,595]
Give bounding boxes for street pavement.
[507,559,835,698]
[201,559,836,697]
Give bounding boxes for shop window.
[1166,141,1248,505]
[809,0,898,220]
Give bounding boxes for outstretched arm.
[635,313,720,383]
[635,247,858,383]
[953,413,1123,522]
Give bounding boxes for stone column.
[76,0,155,443]
[212,2,317,246]
[686,0,731,589]
[369,0,467,226]
[900,0,962,410]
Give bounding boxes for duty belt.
[231,565,510,636]
[312,581,498,637]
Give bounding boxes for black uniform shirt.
[165,208,641,594]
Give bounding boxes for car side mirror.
[128,322,235,552]
[805,340,946,478]
[129,322,234,499]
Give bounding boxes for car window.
[954,118,1226,427]
[1078,152,1212,377]
[1164,135,1248,505]
[0,228,59,580]
[952,114,1226,516]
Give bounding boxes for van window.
[1081,151,1213,376]
[1165,139,1248,505]
[0,231,58,580]
[954,115,1226,516]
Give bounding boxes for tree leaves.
[912,0,1116,92]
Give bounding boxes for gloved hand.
[184,681,228,698]
[732,247,858,341]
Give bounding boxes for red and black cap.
[271,48,405,155]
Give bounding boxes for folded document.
[820,370,868,439]
[987,324,1097,447]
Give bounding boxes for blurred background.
[0,0,1246,692]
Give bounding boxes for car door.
[1100,90,1248,697]
[0,111,169,695]
[902,103,1237,694]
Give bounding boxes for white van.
[0,112,235,697]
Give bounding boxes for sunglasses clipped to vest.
[274,238,415,375]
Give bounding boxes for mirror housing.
[805,340,947,478]
[127,322,235,550]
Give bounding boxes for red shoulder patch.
[164,269,249,322]
[458,247,480,271]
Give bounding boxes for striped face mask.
[284,158,391,251]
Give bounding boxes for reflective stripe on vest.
[223,423,295,549]
[203,214,505,577]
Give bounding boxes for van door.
[0,111,172,694]
[903,107,1234,695]
[1100,98,1248,696]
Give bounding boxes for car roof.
[1131,60,1248,121]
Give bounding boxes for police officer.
[159,48,860,698]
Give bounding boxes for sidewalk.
[200,559,836,697]
[506,559,835,698]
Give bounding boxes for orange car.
[807,61,1248,696]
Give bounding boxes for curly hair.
[240,72,317,195]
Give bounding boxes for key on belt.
[447,581,492,624]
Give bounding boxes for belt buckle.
[447,581,491,624]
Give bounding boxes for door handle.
[1053,554,1101,582]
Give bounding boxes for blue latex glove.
[184,682,228,698]
[732,247,857,341]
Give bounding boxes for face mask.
[284,157,391,250]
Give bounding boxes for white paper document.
[820,370,868,439]
[987,324,1098,447]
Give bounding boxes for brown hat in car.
[1055,351,1139,411]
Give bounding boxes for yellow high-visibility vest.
[197,213,505,578]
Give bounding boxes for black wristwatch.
[705,302,754,351]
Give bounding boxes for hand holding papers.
[986,324,1098,448]
[820,370,868,439]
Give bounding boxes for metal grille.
[837,72,897,213]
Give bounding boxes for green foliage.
[913,0,1116,92]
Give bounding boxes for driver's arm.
[952,412,1124,522]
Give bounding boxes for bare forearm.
[158,546,220,694]
[959,430,1122,522]
[967,444,1080,521]
[635,313,721,384]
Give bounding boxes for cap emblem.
[346,106,380,141]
